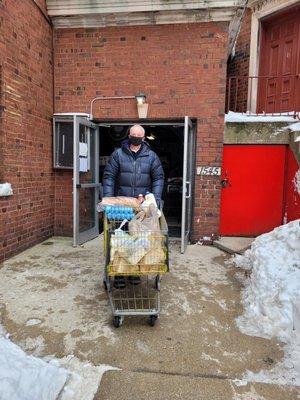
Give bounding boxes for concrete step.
[95,369,299,400]
[213,237,255,255]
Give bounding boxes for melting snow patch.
[0,327,119,400]
[232,379,248,387]
[231,220,300,386]
[286,121,300,132]
[201,352,221,365]
[25,318,42,326]
[232,386,265,400]
[294,169,300,195]
[0,337,68,400]
[53,356,119,400]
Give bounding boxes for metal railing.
[226,75,300,116]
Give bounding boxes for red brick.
[54,23,228,240]
[0,0,54,262]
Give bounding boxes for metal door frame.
[73,116,100,246]
[181,116,195,253]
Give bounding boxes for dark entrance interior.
[98,122,184,237]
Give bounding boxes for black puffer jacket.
[103,141,164,200]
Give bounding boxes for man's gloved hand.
[156,199,164,210]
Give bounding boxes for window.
[53,116,74,168]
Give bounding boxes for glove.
[156,199,164,210]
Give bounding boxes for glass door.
[181,116,195,254]
[73,116,100,246]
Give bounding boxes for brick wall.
[226,8,252,112]
[54,22,229,240]
[0,0,54,262]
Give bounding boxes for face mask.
[129,136,143,146]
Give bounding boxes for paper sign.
[79,142,88,157]
[79,157,88,172]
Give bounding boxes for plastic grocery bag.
[110,225,151,265]
[141,193,161,217]
[112,252,139,274]
[142,247,165,265]
[129,204,160,234]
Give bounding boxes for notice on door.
[79,157,88,172]
[79,142,88,157]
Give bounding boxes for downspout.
[228,1,249,58]
[52,18,57,236]
[31,0,52,25]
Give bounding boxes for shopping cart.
[103,213,169,327]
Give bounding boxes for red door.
[220,145,287,236]
[258,7,300,113]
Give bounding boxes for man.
[103,124,164,205]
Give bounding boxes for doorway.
[66,115,196,252]
[97,119,196,250]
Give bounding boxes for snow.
[232,220,300,386]
[0,183,13,197]
[0,337,68,400]
[294,169,300,195]
[50,356,119,400]
[286,121,300,132]
[225,111,297,123]
[0,331,119,400]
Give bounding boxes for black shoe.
[114,276,126,289]
[128,276,141,285]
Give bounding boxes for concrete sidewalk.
[0,237,298,399]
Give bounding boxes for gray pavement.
[0,236,298,399]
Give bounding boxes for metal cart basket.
[103,213,169,327]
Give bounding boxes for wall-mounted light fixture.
[146,133,156,141]
[135,93,149,119]
[89,93,149,120]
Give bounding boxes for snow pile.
[0,337,68,400]
[49,356,119,400]
[0,330,119,400]
[225,111,297,123]
[233,220,300,342]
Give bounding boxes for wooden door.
[258,8,300,113]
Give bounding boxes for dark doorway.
[98,122,185,237]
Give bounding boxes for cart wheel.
[149,315,158,327]
[103,280,108,291]
[113,316,123,328]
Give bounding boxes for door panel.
[73,117,100,246]
[220,145,286,236]
[181,116,195,253]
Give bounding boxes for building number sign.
[197,166,221,176]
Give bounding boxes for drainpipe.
[228,0,249,58]
[31,0,52,25]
